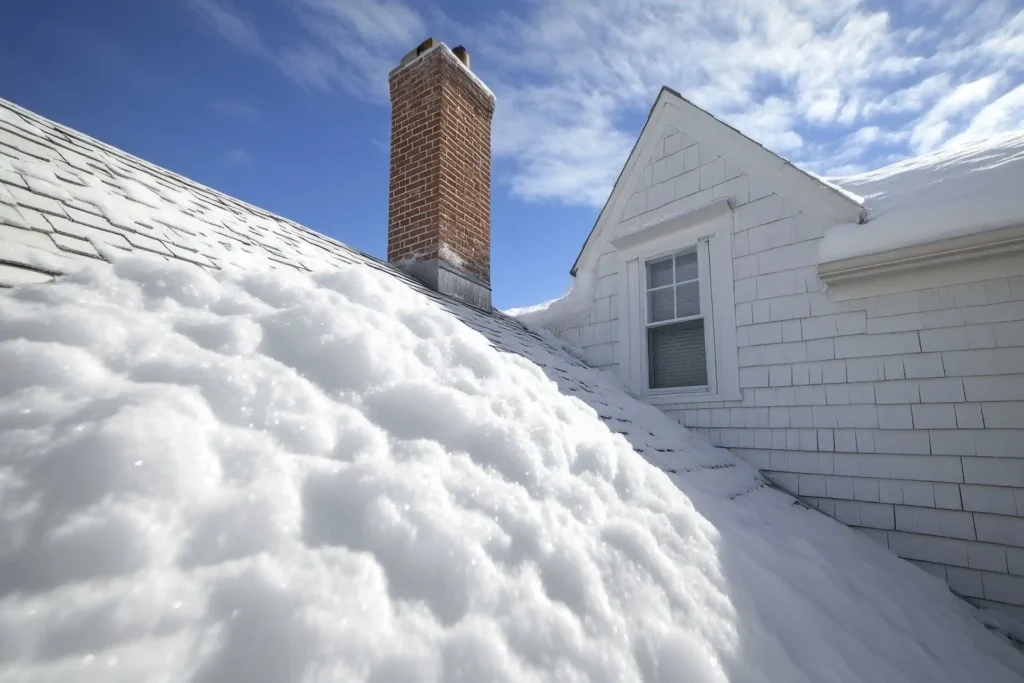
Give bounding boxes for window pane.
[648,288,674,323]
[648,319,707,389]
[646,257,673,289]
[675,250,698,282]
[675,281,700,318]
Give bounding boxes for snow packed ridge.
[0,99,1023,680]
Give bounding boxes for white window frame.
[642,242,717,394]
[612,199,739,406]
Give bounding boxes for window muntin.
[644,247,709,390]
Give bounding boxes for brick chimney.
[387,38,496,310]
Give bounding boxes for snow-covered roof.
[821,130,1024,263]
[2,97,1024,681]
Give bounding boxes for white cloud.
[860,74,951,118]
[300,0,425,46]
[850,126,909,147]
[193,0,1024,205]
[909,74,1004,152]
[492,87,635,206]
[806,90,842,125]
[190,0,266,55]
[467,0,1022,200]
[193,0,428,101]
[945,83,1024,147]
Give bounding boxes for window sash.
[645,277,698,293]
[644,247,701,326]
[641,238,717,394]
[647,319,708,389]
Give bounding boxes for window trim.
[613,199,739,405]
[641,243,716,394]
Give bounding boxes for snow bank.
[822,129,1024,262]
[1,256,1022,682]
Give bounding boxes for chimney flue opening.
[452,45,470,69]
[415,38,436,56]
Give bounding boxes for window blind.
[647,318,708,389]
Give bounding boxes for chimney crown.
[387,40,495,310]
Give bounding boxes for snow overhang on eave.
[818,223,1024,286]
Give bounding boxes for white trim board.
[614,201,740,404]
[611,199,733,252]
[821,224,1024,301]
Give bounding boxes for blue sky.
[1,1,1022,309]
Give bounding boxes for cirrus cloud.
[191,0,1024,207]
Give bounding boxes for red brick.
[387,47,494,284]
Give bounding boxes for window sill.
[642,389,741,407]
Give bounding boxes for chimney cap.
[452,46,470,69]
[399,37,438,67]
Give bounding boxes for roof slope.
[1,98,1023,680]
[0,99,381,281]
[822,129,1024,262]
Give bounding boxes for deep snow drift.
[1,256,1022,683]
[822,129,1024,262]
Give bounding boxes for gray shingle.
[0,202,29,229]
[50,232,101,258]
[0,222,56,251]
[45,214,132,250]
[0,127,54,160]
[0,168,27,188]
[0,262,55,285]
[3,183,68,217]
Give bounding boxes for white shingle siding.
[654,140,1024,607]
[543,123,1024,608]
[730,235,1024,607]
[731,248,1024,608]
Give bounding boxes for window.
[644,244,715,391]
[612,198,738,405]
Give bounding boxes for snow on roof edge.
[821,128,1024,263]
